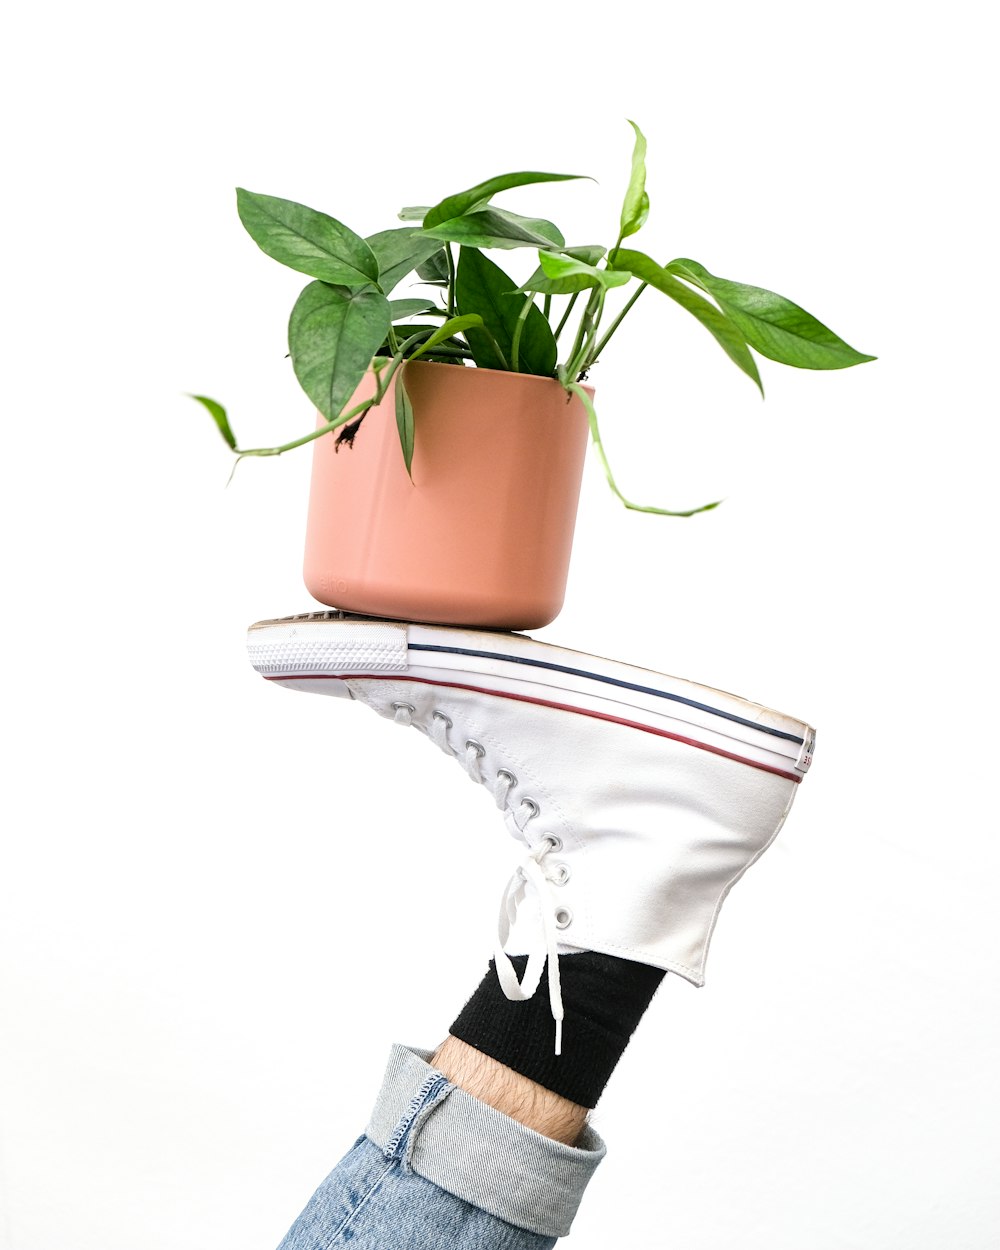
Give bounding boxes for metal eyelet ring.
[554,908,573,929]
[550,863,571,886]
[541,833,562,852]
[496,768,518,788]
[465,739,486,758]
[392,701,415,714]
[432,711,453,728]
[520,798,540,820]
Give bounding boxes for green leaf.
[613,249,762,393]
[288,282,391,421]
[395,367,415,478]
[408,314,485,360]
[667,259,876,370]
[376,323,472,359]
[455,249,557,376]
[519,268,591,296]
[566,382,720,517]
[539,251,631,288]
[619,121,649,240]
[520,261,631,296]
[190,394,237,449]
[416,248,451,283]
[421,206,565,251]
[237,189,378,287]
[566,245,607,265]
[389,298,440,320]
[393,322,462,342]
[398,205,430,222]
[423,171,587,229]
[365,228,444,294]
[520,246,614,295]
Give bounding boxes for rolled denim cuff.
[366,1044,606,1238]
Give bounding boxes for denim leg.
[277,1045,606,1249]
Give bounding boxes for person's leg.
[276,1044,604,1249]
[430,1036,589,1147]
[275,961,655,1250]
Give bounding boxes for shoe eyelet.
[432,711,453,728]
[555,908,573,930]
[550,863,571,886]
[465,739,485,758]
[496,768,518,788]
[392,701,415,714]
[520,798,539,820]
[541,833,562,852]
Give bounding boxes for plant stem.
[543,293,552,321]
[562,293,594,379]
[565,381,720,517]
[235,391,385,458]
[560,232,630,379]
[234,328,436,459]
[590,282,648,362]
[481,326,510,371]
[387,324,400,354]
[510,294,534,372]
[416,345,474,359]
[554,293,580,342]
[577,289,607,379]
[563,286,605,381]
[445,245,457,317]
[566,232,627,377]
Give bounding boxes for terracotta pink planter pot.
[303,361,591,629]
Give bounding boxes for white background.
[2,2,998,1247]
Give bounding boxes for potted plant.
[194,122,873,629]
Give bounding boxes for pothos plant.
[194,122,873,516]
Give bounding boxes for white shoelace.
[392,701,566,1053]
[494,829,566,1055]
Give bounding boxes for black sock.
[448,952,665,1109]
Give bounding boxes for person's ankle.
[431,1035,588,1147]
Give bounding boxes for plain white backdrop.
[2,2,997,1247]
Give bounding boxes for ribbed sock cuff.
[449,953,665,1109]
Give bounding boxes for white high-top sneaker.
[247,612,815,1051]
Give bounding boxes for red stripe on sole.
[266,673,803,783]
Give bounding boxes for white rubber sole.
[247,611,815,782]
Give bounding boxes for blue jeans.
[277,1045,607,1249]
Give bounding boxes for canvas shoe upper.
[247,612,815,1051]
